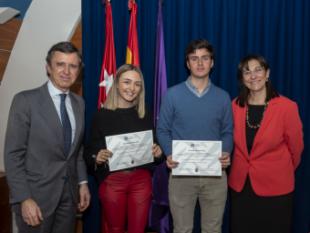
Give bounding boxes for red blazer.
[228,96,303,196]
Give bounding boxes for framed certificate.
[172,140,222,176]
[106,130,153,171]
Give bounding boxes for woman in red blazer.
[228,55,304,233]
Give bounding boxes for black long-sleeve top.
[84,106,164,183]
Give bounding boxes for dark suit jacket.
[4,83,87,217]
[228,96,303,196]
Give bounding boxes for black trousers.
[230,177,293,233]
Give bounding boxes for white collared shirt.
[47,80,76,143]
[185,76,211,98]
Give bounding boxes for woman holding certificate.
[84,64,163,233]
[229,55,304,233]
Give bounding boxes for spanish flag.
[126,0,140,66]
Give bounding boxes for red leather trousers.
[99,169,152,233]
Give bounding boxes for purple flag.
[150,1,171,233]
[153,0,167,126]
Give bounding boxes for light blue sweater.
[156,80,233,156]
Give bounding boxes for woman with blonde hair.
[84,64,163,233]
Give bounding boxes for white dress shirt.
[47,80,76,143]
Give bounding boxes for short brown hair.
[46,41,82,67]
[185,39,215,62]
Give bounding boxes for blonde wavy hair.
[104,64,145,118]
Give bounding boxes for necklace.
[246,102,268,129]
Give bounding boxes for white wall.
[0,0,81,171]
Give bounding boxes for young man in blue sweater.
[157,39,233,233]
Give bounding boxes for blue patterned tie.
[60,94,72,156]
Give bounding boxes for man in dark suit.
[4,41,90,233]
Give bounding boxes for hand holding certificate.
[106,130,154,171]
[172,140,222,176]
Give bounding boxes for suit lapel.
[68,93,83,157]
[38,84,83,158]
[37,84,65,152]
[239,106,250,158]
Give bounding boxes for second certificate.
[172,140,222,176]
[106,130,154,171]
